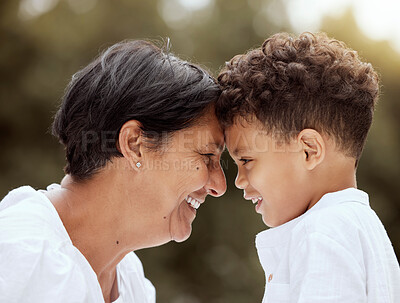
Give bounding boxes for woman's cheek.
[173,159,207,191]
[193,161,210,186]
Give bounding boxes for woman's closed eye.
[201,153,215,157]
[201,153,215,165]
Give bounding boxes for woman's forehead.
[171,119,225,151]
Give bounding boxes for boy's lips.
[255,198,263,213]
[244,195,263,212]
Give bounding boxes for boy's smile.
[225,118,314,227]
[243,195,264,213]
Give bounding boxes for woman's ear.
[297,129,325,170]
[118,120,144,171]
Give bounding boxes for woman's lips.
[185,196,202,210]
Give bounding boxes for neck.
[49,175,132,273]
[45,164,162,301]
[307,156,357,210]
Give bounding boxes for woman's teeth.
[252,197,263,205]
[186,196,201,210]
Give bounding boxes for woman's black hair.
[52,40,220,180]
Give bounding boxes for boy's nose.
[235,170,248,190]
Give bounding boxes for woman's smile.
[185,195,203,210]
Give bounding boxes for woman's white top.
[256,188,400,303]
[0,185,156,303]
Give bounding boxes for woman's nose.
[205,163,227,197]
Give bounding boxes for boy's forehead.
[225,121,269,153]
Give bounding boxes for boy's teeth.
[186,196,200,209]
[251,197,263,204]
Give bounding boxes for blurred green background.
[1,0,399,302]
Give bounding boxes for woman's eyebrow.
[206,142,225,153]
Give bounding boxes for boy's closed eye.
[239,158,252,165]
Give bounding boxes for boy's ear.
[118,120,144,171]
[297,129,325,170]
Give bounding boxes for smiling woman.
[0,40,226,303]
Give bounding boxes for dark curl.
[217,32,379,159]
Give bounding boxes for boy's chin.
[262,215,287,228]
[262,216,275,228]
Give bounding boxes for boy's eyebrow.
[232,147,247,157]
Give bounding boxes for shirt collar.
[255,187,369,249]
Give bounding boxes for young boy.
[217,32,400,302]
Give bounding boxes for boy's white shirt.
[0,185,156,303]
[256,188,400,303]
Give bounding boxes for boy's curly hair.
[217,32,379,159]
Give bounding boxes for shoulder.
[304,202,361,231]
[0,239,90,303]
[296,198,371,234]
[291,198,381,256]
[0,187,98,302]
[0,185,68,244]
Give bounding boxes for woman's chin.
[172,228,192,243]
[169,200,196,242]
[170,219,193,242]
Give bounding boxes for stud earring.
[136,162,141,168]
